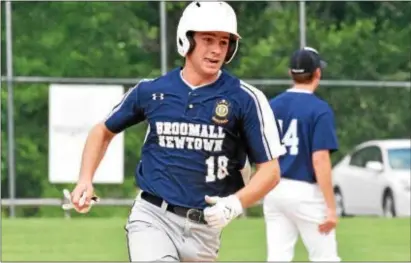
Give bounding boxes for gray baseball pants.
[125,192,222,261]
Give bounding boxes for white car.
[332,139,411,217]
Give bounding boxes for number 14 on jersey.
[278,119,299,155]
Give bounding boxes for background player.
[263,47,341,261]
[67,1,285,261]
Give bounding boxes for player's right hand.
[62,181,98,214]
[319,209,338,234]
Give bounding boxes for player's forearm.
[313,151,336,212]
[78,122,115,184]
[235,159,280,208]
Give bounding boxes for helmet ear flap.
[225,35,239,63]
[186,31,196,55]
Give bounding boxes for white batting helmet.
[176,1,241,64]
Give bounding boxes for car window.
[388,148,411,170]
[349,146,383,168]
[349,148,368,167]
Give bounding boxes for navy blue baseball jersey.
[269,88,338,184]
[105,68,285,208]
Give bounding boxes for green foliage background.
[1,2,410,217]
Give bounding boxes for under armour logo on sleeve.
[152,93,165,100]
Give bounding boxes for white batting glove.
[61,189,100,214]
[204,195,243,229]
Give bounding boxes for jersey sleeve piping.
[240,81,285,160]
[105,78,152,120]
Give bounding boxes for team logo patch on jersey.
[212,99,230,124]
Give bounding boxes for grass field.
[1,217,410,261]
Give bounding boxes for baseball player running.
[66,1,285,261]
[263,47,341,261]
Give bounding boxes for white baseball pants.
[263,178,341,262]
[125,193,221,261]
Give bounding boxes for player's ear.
[314,68,322,80]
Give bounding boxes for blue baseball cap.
[289,47,327,74]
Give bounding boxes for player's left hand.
[203,195,243,229]
[319,209,338,234]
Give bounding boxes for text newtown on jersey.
[156,121,226,152]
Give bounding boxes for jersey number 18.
[278,119,299,155]
[205,156,229,182]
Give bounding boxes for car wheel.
[382,191,396,218]
[334,188,346,217]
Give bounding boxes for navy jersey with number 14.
[269,88,339,184]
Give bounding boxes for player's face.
[188,31,230,76]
